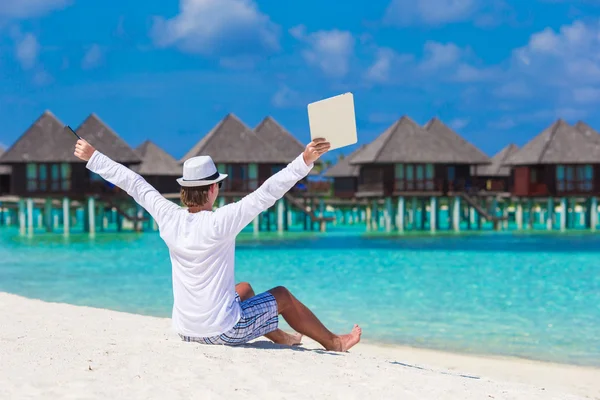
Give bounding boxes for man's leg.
[235,282,302,346]
[268,286,361,352]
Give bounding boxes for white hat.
[177,156,228,187]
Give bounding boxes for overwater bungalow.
[181,114,299,195]
[472,144,519,193]
[254,116,322,173]
[349,116,490,197]
[133,140,181,194]
[323,145,366,198]
[503,119,600,197]
[0,147,10,195]
[0,111,141,197]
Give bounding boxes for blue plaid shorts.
[180,291,279,346]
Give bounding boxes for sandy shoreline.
[1,292,598,400]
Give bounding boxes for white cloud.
[151,0,280,58]
[365,48,413,83]
[419,41,462,71]
[292,26,354,78]
[449,117,470,130]
[384,0,478,26]
[0,0,70,18]
[512,19,600,85]
[365,40,494,85]
[14,32,39,69]
[82,44,103,70]
[572,87,600,104]
[452,64,497,82]
[271,85,303,108]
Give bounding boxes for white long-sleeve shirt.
[86,151,313,337]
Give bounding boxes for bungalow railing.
[556,179,595,194]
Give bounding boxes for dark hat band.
[182,170,220,182]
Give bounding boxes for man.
[74,137,361,352]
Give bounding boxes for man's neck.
[187,204,213,213]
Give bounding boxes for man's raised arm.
[75,139,179,227]
[211,139,330,238]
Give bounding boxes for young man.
[74,137,361,352]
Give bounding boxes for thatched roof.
[254,117,305,160]
[0,111,140,164]
[424,118,490,165]
[504,119,600,165]
[76,114,141,163]
[132,141,181,176]
[574,121,600,145]
[180,114,290,164]
[0,147,11,175]
[324,145,367,178]
[254,116,320,175]
[0,111,71,163]
[351,116,476,165]
[474,144,519,177]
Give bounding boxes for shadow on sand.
[390,361,480,379]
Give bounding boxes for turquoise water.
[1,226,599,367]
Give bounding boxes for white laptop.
[307,92,358,151]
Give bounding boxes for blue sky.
[1,0,600,160]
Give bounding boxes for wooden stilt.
[430,197,437,234]
[62,198,70,237]
[277,199,284,234]
[453,196,461,232]
[19,199,26,236]
[546,198,553,231]
[88,197,96,238]
[591,197,598,232]
[27,198,34,238]
[560,198,567,232]
[44,198,52,232]
[397,197,405,233]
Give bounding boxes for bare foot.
[267,330,303,346]
[283,332,303,346]
[328,325,362,352]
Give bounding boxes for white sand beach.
[1,292,598,400]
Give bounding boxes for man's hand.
[74,139,96,162]
[303,138,331,165]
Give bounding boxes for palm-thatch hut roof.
[254,117,304,160]
[180,114,290,164]
[0,147,11,174]
[424,118,490,165]
[76,114,141,163]
[574,121,600,145]
[0,111,72,163]
[132,140,181,176]
[350,116,478,165]
[254,116,321,175]
[324,145,367,178]
[474,144,519,177]
[504,119,600,165]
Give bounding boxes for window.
[50,164,59,191]
[584,165,594,191]
[395,164,404,190]
[26,163,37,192]
[395,163,435,191]
[556,166,565,192]
[61,163,71,191]
[556,164,594,193]
[40,164,48,191]
[248,163,258,190]
[426,164,434,190]
[406,165,414,190]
